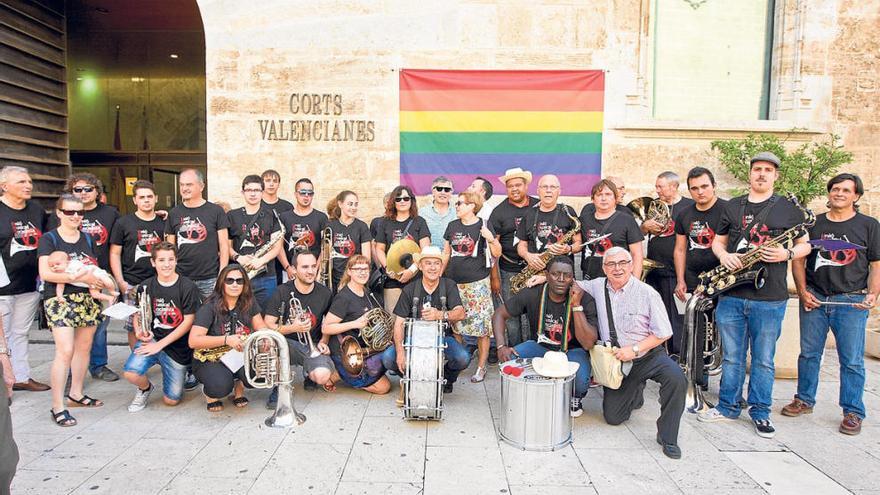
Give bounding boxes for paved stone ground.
[8,326,880,495]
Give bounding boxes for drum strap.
[602,284,620,348]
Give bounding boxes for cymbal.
[386,238,420,273]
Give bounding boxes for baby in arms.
[47,250,118,304]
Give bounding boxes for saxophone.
[193,312,255,362]
[510,204,581,293]
[244,214,286,279]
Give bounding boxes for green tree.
[710,133,852,204]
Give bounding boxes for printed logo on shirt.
[687,221,715,251]
[80,219,109,246]
[135,229,162,262]
[9,220,42,257]
[659,219,676,238]
[177,216,208,246]
[70,251,98,267]
[583,228,612,258]
[735,218,770,253]
[813,233,858,271]
[391,228,414,244]
[224,317,251,336]
[331,232,356,258]
[152,298,184,329]
[535,221,564,251]
[239,222,266,251]
[511,216,524,247]
[288,224,315,250]
[450,232,477,257]
[536,312,568,346]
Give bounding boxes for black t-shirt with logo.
[166,201,230,281]
[717,194,808,301]
[227,205,282,278]
[138,275,201,365]
[193,297,262,338]
[515,204,579,258]
[674,199,728,291]
[393,277,463,338]
[805,212,880,296]
[327,285,381,352]
[48,204,119,270]
[444,219,494,284]
[110,213,166,285]
[327,218,372,291]
[261,198,294,215]
[488,197,539,272]
[36,230,98,299]
[504,285,598,351]
[265,281,333,343]
[646,197,695,277]
[579,207,644,280]
[375,216,431,289]
[279,209,328,261]
[0,201,47,295]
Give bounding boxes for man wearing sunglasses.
[422,176,456,251]
[278,178,328,281]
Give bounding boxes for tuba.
[339,307,394,375]
[318,227,333,288]
[510,204,581,293]
[244,329,306,427]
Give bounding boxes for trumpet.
[318,227,333,288]
[244,329,306,427]
[135,284,154,341]
[289,294,320,358]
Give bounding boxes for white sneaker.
[697,407,732,423]
[128,384,152,413]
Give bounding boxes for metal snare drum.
[499,358,573,451]
[402,319,446,420]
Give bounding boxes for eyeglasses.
[395,196,412,203]
[350,266,370,273]
[224,277,245,285]
[297,189,315,196]
[243,188,263,194]
[603,260,632,269]
[72,186,95,193]
[433,186,452,193]
[59,209,84,217]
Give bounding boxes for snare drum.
[499,358,574,451]
[402,319,446,420]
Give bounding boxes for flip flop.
[206,400,224,412]
[231,396,249,408]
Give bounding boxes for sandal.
[206,400,224,412]
[51,409,77,427]
[67,394,104,408]
[322,382,337,393]
[231,396,249,408]
[470,366,487,383]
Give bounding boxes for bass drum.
[402,319,446,420]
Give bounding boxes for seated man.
[577,247,687,459]
[381,246,470,395]
[493,256,598,417]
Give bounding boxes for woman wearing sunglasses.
[443,192,501,382]
[38,195,114,426]
[321,255,391,394]
[324,191,372,292]
[374,185,431,312]
[189,264,266,412]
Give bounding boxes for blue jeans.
[715,296,788,420]
[123,342,188,401]
[796,290,868,419]
[381,335,472,384]
[89,316,110,373]
[513,340,591,399]
[250,275,277,311]
[498,269,531,346]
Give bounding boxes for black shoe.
[303,376,317,391]
[184,372,199,391]
[442,382,454,394]
[753,418,776,439]
[656,433,682,459]
[90,366,119,382]
[266,386,278,410]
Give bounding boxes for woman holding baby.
[37,194,115,426]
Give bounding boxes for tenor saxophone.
[510,205,581,293]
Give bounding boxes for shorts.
[286,339,334,376]
[123,342,188,401]
[43,292,102,329]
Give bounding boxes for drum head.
[340,336,366,375]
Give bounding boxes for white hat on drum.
[532,351,579,378]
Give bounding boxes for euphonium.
[339,307,394,375]
[510,204,581,293]
[318,227,333,287]
[244,329,306,427]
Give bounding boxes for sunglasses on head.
[433,186,452,193]
[297,189,315,196]
[59,209,84,217]
[395,196,411,203]
[72,186,95,193]
[224,277,245,286]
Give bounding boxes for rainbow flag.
[399,69,604,196]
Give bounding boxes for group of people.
[0,153,876,464]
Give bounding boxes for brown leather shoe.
[12,378,51,392]
[839,413,862,435]
[781,397,813,417]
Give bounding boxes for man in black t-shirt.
[122,242,200,412]
[488,167,538,347]
[380,246,471,394]
[674,168,727,299]
[698,152,811,440]
[277,178,328,281]
[516,175,582,271]
[579,179,644,281]
[782,173,879,435]
[493,256,598,417]
[260,169,294,286]
[0,166,49,393]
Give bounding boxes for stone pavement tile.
[142,395,231,441]
[686,414,787,452]
[178,419,289,480]
[341,416,426,483]
[425,393,497,447]
[68,438,205,495]
[160,474,255,493]
[11,432,73,466]
[575,448,679,495]
[334,481,423,495]
[22,450,118,474]
[10,469,92,495]
[249,442,349,494]
[725,451,850,495]
[423,446,508,494]
[571,410,643,449]
[285,389,369,445]
[364,379,403,418]
[510,485,597,495]
[498,443,590,487]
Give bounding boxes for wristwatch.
[631,344,641,357]
[0,346,9,356]
[571,305,584,312]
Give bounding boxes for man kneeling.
[577,247,687,459]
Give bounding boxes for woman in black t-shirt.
[324,191,372,293]
[443,192,501,383]
[322,255,391,395]
[38,195,115,427]
[189,264,266,412]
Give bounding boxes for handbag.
[588,283,625,389]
